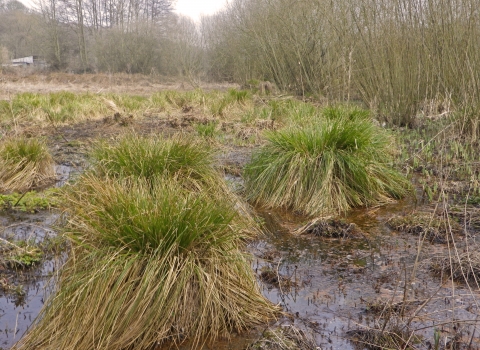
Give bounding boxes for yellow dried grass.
[0,137,55,193]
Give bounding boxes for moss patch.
[0,188,61,212]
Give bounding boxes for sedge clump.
[15,176,278,350]
[0,137,55,193]
[244,107,411,216]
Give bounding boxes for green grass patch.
[0,137,55,193]
[5,248,43,268]
[194,121,218,138]
[0,92,110,124]
[244,107,411,216]
[107,94,148,113]
[228,88,251,104]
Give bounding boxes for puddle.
[54,164,81,187]
[0,212,62,349]
[0,162,75,349]
[1,213,58,244]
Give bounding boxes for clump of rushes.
[92,134,219,191]
[244,107,411,216]
[0,137,55,193]
[15,177,278,350]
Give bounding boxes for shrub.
[15,177,278,349]
[244,108,411,216]
[0,137,55,193]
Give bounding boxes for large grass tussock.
[244,108,411,216]
[91,133,259,235]
[15,177,278,349]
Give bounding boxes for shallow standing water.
[0,212,61,349]
[247,199,480,349]
[157,197,480,349]
[0,165,77,349]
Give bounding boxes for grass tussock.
[91,134,221,189]
[387,212,463,244]
[244,107,411,216]
[15,177,278,350]
[293,217,362,238]
[365,298,423,315]
[90,133,258,235]
[347,327,419,350]
[0,137,55,193]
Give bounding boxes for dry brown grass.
[431,246,480,285]
[293,217,363,237]
[387,211,463,244]
[0,72,238,100]
[0,137,55,193]
[347,327,419,350]
[246,325,317,350]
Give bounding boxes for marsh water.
[0,212,60,349]
[1,175,479,349]
[252,203,480,349]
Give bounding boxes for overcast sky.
[175,0,228,22]
[17,0,229,22]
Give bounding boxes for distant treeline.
[1,0,480,127]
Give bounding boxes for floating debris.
[246,325,318,350]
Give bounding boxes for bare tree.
[0,2,38,59]
[33,0,67,68]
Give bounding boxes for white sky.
[17,0,228,22]
[174,0,228,22]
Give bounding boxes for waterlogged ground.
[0,166,76,349]
[251,203,480,349]
[2,174,479,349]
[0,79,479,349]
